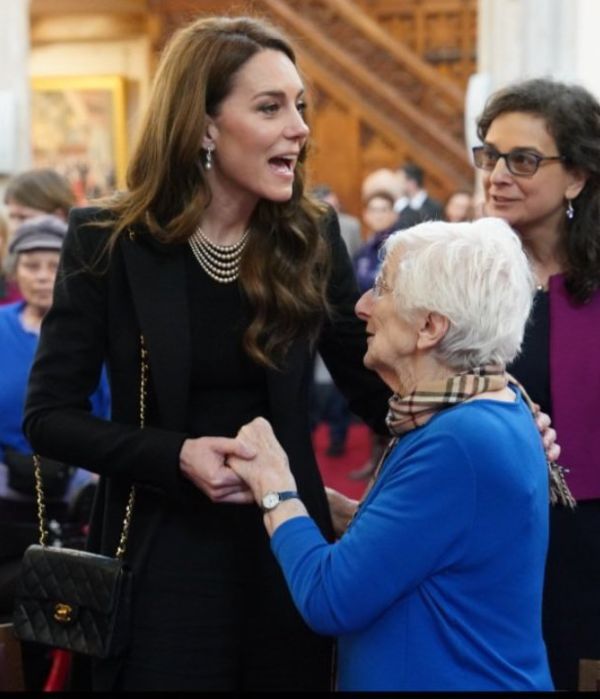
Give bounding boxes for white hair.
[382,217,536,370]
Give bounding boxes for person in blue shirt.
[0,214,110,688]
[228,217,562,691]
[0,215,110,501]
[0,216,110,537]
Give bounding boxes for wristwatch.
[261,490,300,512]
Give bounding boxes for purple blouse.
[550,274,600,500]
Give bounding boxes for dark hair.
[98,15,329,368]
[4,168,75,218]
[477,77,600,303]
[401,163,424,188]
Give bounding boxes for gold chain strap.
[33,335,149,558]
[115,336,147,558]
[33,454,48,547]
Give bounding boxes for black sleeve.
[23,208,188,500]
[317,209,391,434]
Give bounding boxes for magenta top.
[550,274,600,500]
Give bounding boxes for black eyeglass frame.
[472,145,565,177]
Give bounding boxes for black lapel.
[120,232,191,431]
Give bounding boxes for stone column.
[477,0,576,91]
[0,0,31,192]
[475,0,600,99]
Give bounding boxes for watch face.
[262,492,280,511]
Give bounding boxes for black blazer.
[24,206,389,568]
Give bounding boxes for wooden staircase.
[28,0,477,213]
[149,0,476,216]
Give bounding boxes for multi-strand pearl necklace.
[188,227,249,284]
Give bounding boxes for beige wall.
[30,36,151,158]
[0,0,31,189]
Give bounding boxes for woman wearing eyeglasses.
[474,77,600,691]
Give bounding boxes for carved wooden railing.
[29,0,477,206]
[255,0,473,195]
[354,0,477,89]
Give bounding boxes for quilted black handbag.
[13,544,132,658]
[12,337,148,658]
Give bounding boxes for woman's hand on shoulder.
[534,407,561,463]
[179,436,256,504]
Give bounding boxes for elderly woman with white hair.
[227,217,563,692]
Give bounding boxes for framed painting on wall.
[30,75,128,202]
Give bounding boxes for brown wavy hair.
[477,78,600,303]
[100,15,329,367]
[4,168,76,218]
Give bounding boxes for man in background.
[394,162,443,229]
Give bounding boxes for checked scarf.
[369,365,575,509]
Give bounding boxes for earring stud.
[566,199,574,220]
[204,144,214,170]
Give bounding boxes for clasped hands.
[179,410,561,538]
[179,417,356,536]
[179,417,297,506]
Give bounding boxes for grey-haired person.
[229,218,561,691]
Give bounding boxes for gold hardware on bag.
[53,603,73,623]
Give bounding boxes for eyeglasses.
[472,145,564,177]
[372,273,391,298]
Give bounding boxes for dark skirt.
[543,499,600,690]
[106,499,332,691]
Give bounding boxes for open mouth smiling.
[268,155,296,176]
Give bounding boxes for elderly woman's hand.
[227,417,298,507]
[325,487,358,539]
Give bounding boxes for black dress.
[24,207,390,691]
[509,291,600,691]
[114,250,332,690]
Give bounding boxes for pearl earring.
[566,199,574,220]
[204,144,214,170]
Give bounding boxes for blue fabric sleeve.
[90,365,111,420]
[271,430,475,635]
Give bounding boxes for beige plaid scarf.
[369,365,575,508]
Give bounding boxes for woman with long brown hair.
[23,15,388,691]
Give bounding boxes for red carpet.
[311,422,372,500]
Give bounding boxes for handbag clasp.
[53,603,73,623]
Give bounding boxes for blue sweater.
[0,301,111,462]
[272,390,553,691]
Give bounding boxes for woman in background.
[0,211,15,304]
[3,168,75,233]
[443,189,473,223]
[475,77,600,690]
[1,168,76,306]
[353,189,399,295]
[350,189,400,478]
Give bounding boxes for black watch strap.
[261,490,300,512]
